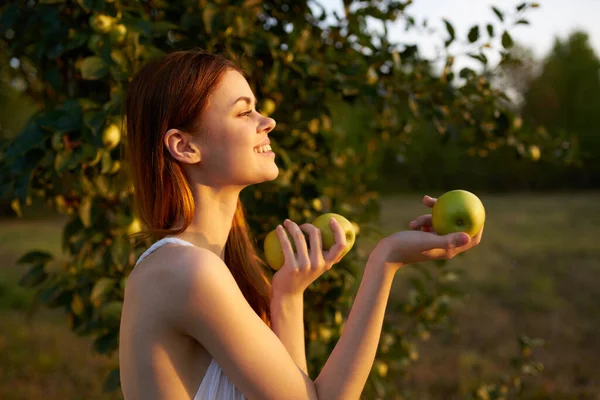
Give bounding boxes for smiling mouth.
[253,144,273,153]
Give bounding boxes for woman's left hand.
[408,195,442,232]
[271,218,347,297]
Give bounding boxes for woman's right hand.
[376,227,482,269]
[372,222,482,273]
[371,194,484,271]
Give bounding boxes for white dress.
[135,237,246,400]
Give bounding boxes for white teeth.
[254,144,272,153]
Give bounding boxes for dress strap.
[135,237,196,266]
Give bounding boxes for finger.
[323,217,347,264]
[409,214,432,230]
[284,219,309,269]
[299,224,325,267]
[454,225,485,253]
[446,232,471,250]
[451,227,484,258]
[421,231,470,253]
[423,195,437,208]
[276,224,296,267]
[469,224,484,247]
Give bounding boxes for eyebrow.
[232,96,258,108]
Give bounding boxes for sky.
[315,0,600,71]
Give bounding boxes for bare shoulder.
[130,244,319,399]
[126,245,227,318]
[152,245,245,331]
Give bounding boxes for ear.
[164,128,201,164]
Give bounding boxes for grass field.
[0,192,599,399]
[375,192,600,399]
[0,214,121,400]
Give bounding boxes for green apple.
[109,23,127,45]
[102,123,121,150]
[263,228,295,271]
[263,212,357,271]
[431,190,486,237]
[311,213,356,259]
[89,14,114,34]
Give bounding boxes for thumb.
[445,232,470,249]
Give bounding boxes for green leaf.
[152,20,179,35]
[486,24,494,38]
[468,26,480,43]
[502,31,514,48]
[78,98,101,112]
[17,250,53,265]
[443,19,455,47]
[38,284,62,305]
[62,217,84,252]
[71,294,85,316]
[492,6,504,22]
[5,120,46,158]
[94,174,111,197]
[78,196,93,227]
[37,108,82,134]
[469,53,488,64]
[103,368,121,393]
[110,50,128,67]
[516,2,527,11]
[81,144,101,166]
[202,4,217,34]
[90,278,116,307]
[101,150,113,174]
[80,56,109,80]
[123,16,152,37]
[100,300,123,321]
[516,19,530,25]
[11,198,22,218]
[110,235,128,266]
[54,150,72,174]
[84,110,107,139]
[93,330,118,354]
[19,264,48,288]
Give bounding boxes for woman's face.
[175,69,279,188]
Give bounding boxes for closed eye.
[239,110,253,117]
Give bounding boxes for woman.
[118,49,482,400]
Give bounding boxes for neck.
[170,184,242,260]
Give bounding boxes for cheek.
[205,142,251,170]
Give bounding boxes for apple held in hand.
[263,213,357,270]
[263,228,294,271]
[431,190,486,237]
[311,213,356,259]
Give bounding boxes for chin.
[244,167,279,187]
[263,165,280,181]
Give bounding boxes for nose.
[260,115,276,134]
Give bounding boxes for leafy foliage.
[521,31,600,185]
[0,0,543,397]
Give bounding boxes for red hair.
[124,49,271,326]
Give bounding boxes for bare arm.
[165,244,397,400]
[166,247,318,400]
[313,245,396,399]
[270,292,308,374]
